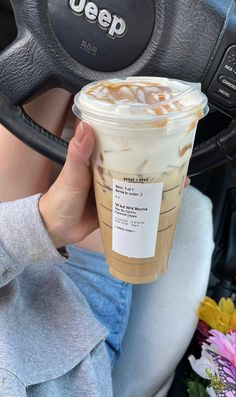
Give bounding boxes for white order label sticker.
[112,179,163,258]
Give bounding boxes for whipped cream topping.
[73,77,208,174]
[74,77,208,121]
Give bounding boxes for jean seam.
[112,283,130,348]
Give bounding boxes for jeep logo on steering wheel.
[69,0,127,38]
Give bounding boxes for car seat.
[112,185,214,397]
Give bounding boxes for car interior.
[0,1,235,396]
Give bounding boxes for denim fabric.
[59,245,132,367]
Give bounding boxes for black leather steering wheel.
[0,0,236,175]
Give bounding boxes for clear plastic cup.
[73,77,208,284]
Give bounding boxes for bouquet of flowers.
[186,296,236,397]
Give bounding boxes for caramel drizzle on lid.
[85,81,203,116]
[86,82,182,114]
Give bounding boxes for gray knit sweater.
[0,194,112,396]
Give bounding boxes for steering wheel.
[0,0,235,176]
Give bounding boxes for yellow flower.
[197,297,236,333]
[218,297,235,314]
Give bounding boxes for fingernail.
[74,122,85,144]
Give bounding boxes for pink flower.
[207,330,236,367]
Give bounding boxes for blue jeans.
[59,245,132,367]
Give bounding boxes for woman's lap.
[59,246,132,367]
[59,186,214,397]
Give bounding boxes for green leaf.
[186,373,210,388]
[186,380,209,397]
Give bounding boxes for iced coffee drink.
[73,77,208,284]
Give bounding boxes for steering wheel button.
[221,45,236,79]
[212,90,236,108]
[219,75,236,92]
[215,86,236,104]
[208,79,236,108]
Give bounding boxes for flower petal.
[207,330,236,367]
[218,297,235,315]
[206,386,217,397]
[188,351,218,380]
[229,310,236,331]
[198,304,221,330]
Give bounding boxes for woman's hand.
[39,122,98,248]
[39,120,191,249]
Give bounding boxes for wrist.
[39,193,66,248]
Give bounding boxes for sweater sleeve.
[0,194,65,288]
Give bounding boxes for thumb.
[58,122,95,191]
[39,122,96,247]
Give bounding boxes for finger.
[184,177,191,188]
[58,122,96,191]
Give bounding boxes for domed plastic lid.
[73,77,208,122]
